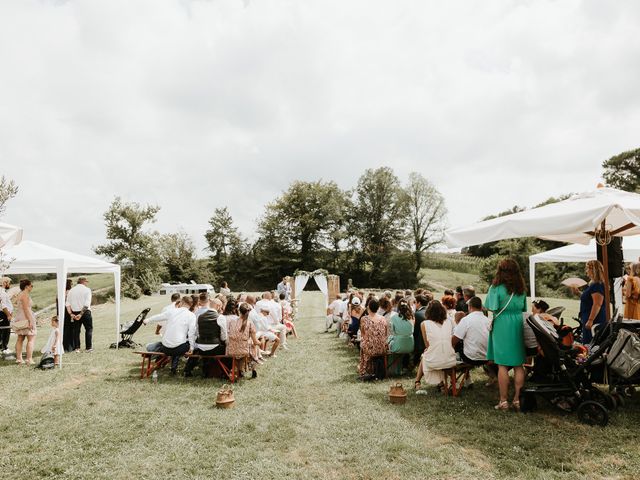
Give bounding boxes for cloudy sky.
[1,0,639,257]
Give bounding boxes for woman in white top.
[414,300,457,391]
[441,295,458,325]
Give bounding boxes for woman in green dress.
[387,299,415,375]
[485,259,527,411]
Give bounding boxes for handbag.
[488,290,514,332]
[11,318,30,331]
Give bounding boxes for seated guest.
[279,293,298,339]
[195,292,210,317]
[358,299,388,377]
[248,296,280,358]
[441,295,457,324]
[377,296,393,322]
[227,302,261,378]
[451,296,490,387]
[144,296,196,375]
[347,296,365,340]
[387,299,414,375]
[412,295,430,367]
[414,300,457,390]
[156,293,181,335]
[184,298,226,377]
[256,292,288,349]
[326,294,344,333]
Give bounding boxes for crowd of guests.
[328,257,636,411]
[143,289,297,378]
[0,276,94,366]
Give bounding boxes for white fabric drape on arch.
[295,275,310,303]
[313,275,329,307]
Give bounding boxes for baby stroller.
[110,308,151,349]
[520,314,616,426]
[604,317,640,401]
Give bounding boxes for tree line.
[94,167,447,297]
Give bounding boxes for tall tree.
[205,207,242,262]
[0,176,18,218]
[350,167,408,278]
[404,172,447,272]
[0,176,18,273]
[159,231,198,283]
[602,147,640,192]
[257,180,348,270]
[94,197,164,295]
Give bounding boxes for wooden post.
[599,220,611,322]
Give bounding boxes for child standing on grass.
[41,316,62,365]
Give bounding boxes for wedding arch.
[291,269,340,306]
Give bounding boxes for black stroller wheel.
[623,386,635,398]
[611,392,625,408]
[519,392,537,413]
[588,389,616,410]
[577,401,609,427]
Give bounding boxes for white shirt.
[146,307,197,349]
[256,299,281,326]
[328,299,342,316]
[217,314,228,342]
[0,289,13,314]
[66,284,92,311]
[269,299,282,324]
[249,308,270,333]
[453,311,490,361]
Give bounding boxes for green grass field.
[1,289,639,479]
[15,273,115,312]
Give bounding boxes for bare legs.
[15,335,24,363]
[497,365,525,408]
[15,334,35,364]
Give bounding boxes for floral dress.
[226,315,256,358]
[358,315,388,375]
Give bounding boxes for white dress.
[421,319,457,384]
[41,327,62,356]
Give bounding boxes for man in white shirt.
[247,295,281,357]
[0,277,13,353]
[452,296,490,366]
[156,293,180,336]
[256,292,288,349]
[326,294,344,333]
[66,277,93,352]
[144,296,197,374]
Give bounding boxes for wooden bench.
[369,353,406,378]
[443,363,476,397]
[184,353,246,384]
[133,351,170,379]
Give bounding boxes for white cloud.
[1,0,639,256]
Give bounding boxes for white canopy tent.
[2,240,121,366]
[446,187,640,319]
[529,237,640,299]
[0,222,23,248]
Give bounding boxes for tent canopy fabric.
[2,240,121,365]
[3,240,120,274]
[0,222,23,248]
[528,237,640,298]
[446,187,640,248]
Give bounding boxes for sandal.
[494,400,509,411]
[511,400,521,412]
[414,380,422,390]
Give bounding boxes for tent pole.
[600,220,611,322]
